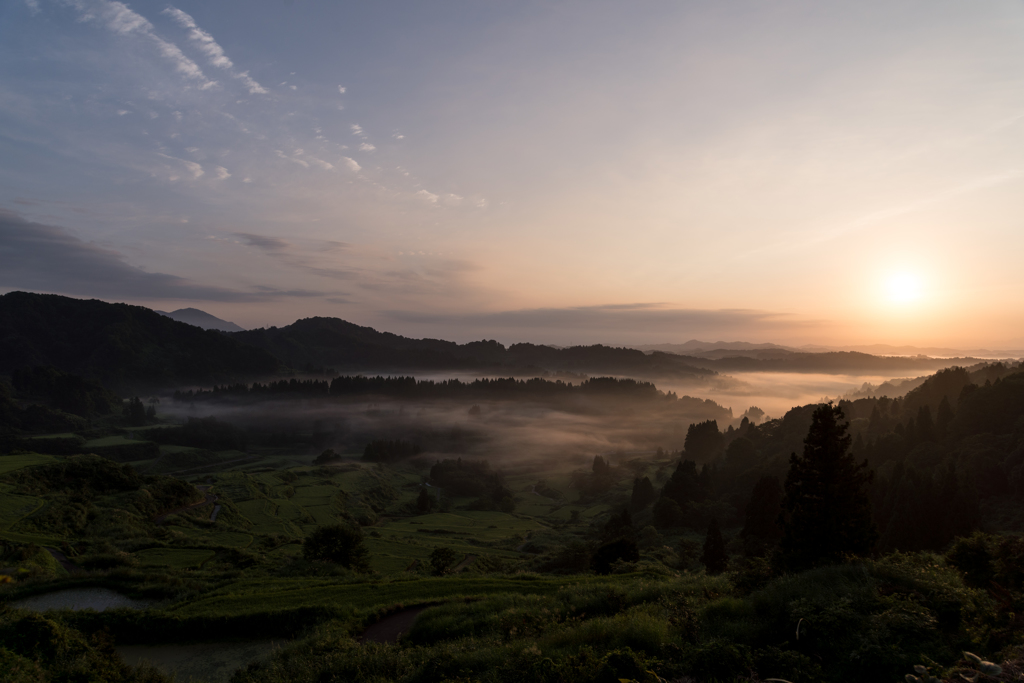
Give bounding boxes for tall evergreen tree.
[916,405,935,442]
[778,403,877,571]
[684,420,723,460]
[936,396,954,439]
[700,517,728,575]
[740,475,783,556]
[630,476,657,511]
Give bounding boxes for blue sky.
[2,1,1024,347]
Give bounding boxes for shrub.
[591,538,640,575]
[430,547,458,576]
[302,524,369,570]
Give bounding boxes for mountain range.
[0,292,1016,393]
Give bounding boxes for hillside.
[0,292,281,391]
[156,308,245,332]
[230,316,714,378]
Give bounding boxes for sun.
[885,272,923,304]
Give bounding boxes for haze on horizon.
[2,1,1023,350]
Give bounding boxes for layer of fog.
[160,394,721,470]
[656,371,925,421]
[159,369,928,471]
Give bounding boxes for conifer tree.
[778,403,877,570]
[700,517,728,574]
[936,396,954,439]
[630,476,657,511]
[740,475,783,556]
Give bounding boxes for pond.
[10,587,153,612]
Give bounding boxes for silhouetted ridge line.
[0,291,281,391]
[228,316,715,378]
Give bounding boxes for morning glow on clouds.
[1,0,1023,349]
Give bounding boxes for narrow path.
[451,554,477,572]
[359,607,429,644]
[154,494,217,524]
[209,505,221,522]
[44,547,81,574]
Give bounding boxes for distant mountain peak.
[157,307,245,332]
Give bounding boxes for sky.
[2,0,1024,349]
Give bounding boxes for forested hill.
[0,292,281,391]
[228,316,715,378]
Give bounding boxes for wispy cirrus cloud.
[65,0,218,90]
[162,6,269,94]
[157,153,204,180]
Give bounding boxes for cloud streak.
[0,209,320,302]
[63,0,218,89]
[162,6,269,94]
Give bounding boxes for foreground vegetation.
[2,356,1024,682]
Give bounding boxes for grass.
[84,436,151,448]
[172,527,254,548]
[0,491,56,544]
[383,512,544,543]
[0,453,57,475]
[168,574,649,618]
[235,500,305,537]
[0,492,45,526]
[133,547,217,568]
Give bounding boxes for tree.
[122,396,146,426]
[314,449,342,466]
[684,420,723,460]
[724,437,757,471]
[936,396,954,439]
[429,547,457,575]
[416,487,434,513]
[591,538,639,574]
[303,524,369,570]
[630,476,657,511]
[778,403,877,571]
[603,509,633,540]
[740,475,783,557]
[652,496,683,528]
[700,518,728,575]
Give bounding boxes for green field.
[84,436,150,448]
[172,527,254,548]
[168,574,631,618]
[134,547,217,568]
[0,488,60,545]
[0,453,57,475]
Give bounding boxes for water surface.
[11,587,153,612]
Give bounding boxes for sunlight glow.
[885,272,923,305]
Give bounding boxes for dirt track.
[359,607,429,644]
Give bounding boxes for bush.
[430,547,458,576]
[302,524,369,570]
[591,538,639,575]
